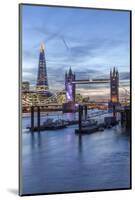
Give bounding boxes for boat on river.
[28,118,67,132]
[82,119,97,127]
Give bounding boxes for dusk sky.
[22,5,130,98]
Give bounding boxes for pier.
[75,104,119,135]
[29,103,130,134]
[22,109,130,194]
[23,66,130,134]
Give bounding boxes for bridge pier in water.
[78,105,83,136]
[30,106,41,132]
[78,105,88,135]
[112,104,116,118]
[31,106,34,132]
[120,107,130,130]
[37,106,40,132]
[84,105,87,120]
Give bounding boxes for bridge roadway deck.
[72,79,110,84]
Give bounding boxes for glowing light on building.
[65,67,75,103]
[66,83,73,101]
[37,43,49,92]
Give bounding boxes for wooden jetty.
[75,126,99,134]
[75,105,119,135]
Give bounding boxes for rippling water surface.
[21,111,130,195]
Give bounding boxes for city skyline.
[20,5,131,195]
[22,5,130,98]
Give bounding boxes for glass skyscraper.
[36,43,49,92]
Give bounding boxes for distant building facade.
[22,43,53,112]
[36,43,49,93]
[22,81,30,92]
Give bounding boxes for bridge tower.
[110,67,119,104]
[65,67,76,103]
[63,67,76,112]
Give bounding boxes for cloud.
[119,72,130,80]
[22,5,130,96]
[23,50,38,60]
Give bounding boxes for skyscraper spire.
[37,42,49,92]
[40,43,45,52]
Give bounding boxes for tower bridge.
[22,43,120,112]
[64,67,119,112]
[22,66,120,112]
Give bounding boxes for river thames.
[21,111,130,195]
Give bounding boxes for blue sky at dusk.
[22,5,130,98]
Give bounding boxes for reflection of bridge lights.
[65,134,72,143]
[75,103,79,110]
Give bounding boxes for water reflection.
[78,135,83,154]
[30,132,41,149]
[22,111,130,195]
